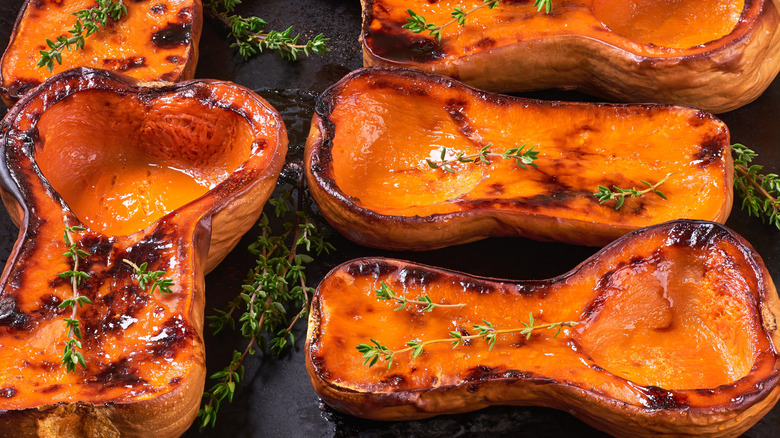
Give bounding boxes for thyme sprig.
[732,143,780,229]
[122,259,175,296]
[375,281,465,312]
[357,313,578,369]
[594,173,671,210]
[37,0,128,71]
[403,0,552,42]
[203,0,329,61]
[426,144,540,173]
[197,180,333,428]
[57,226,92,373]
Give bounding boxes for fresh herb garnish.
[357,312,578,369]
[202,0,329,61]
[123,259,175,296]
[374,281,465,312]
[732,143,780,229]
[403,0,552,42]
[57,226,92,373]
[594,174,671,210]
[426,144,540,173]
[37,0,128,71]
[197,179,333,428]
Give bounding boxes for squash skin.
[0,67,287,437]
[305,220,780,438]
[0,0,203,107]
[360,0,780,113]
[305,68,733,251]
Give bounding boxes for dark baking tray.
[1,1,778,436]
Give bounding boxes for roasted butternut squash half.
[0,68,286,437]
[0,0,202,106]
[305,68,733,251]
[361,0,780,113]
[306,220,780,438]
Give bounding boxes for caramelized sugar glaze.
[306,220,780,438]
[361,0,780,112]
[1,0,202,106]
[0,68,286,436]
[306,68,732,250]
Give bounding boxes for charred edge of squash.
[307,220,780,429]
[1,66,283,218]
[0,0,204,106]
[360,0,769,66]
[307,67,730,235]
[0,66,285,433]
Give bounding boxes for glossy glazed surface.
[307,221,780,437]
[307,68,733,250]
[0,68,286,436]
[0,0,202,104]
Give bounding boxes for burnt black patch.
[380,374,406,387]
[0,295,30,331]
[102,56,147,72]
[465,365,495,381]
[692,134,726,167]
[399,268,440,286]
[346,260,398,279]
[92,358,147,389]
[639,386,689,410]
[148,317,193,358]
[666,221,723,249]
[150,4,168,14]
[7,79,41,100]
[152,23,192,49]
[0,387,16,398]
[96,285,149,334]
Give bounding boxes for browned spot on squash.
[150,4,168,14]
[346,260,399,279]
[102,56,148,72]
[148,317,193,359]
[166,55,183,64]
[92,358,147,390]
[399,267,441,286]
[0,387,16,398]
[40,384,61,394]
[152,23,192,48]
[472,37,496,50]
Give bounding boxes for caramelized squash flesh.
[1,0,202,105]
[361,0,780,112]
[36,90,254,236]
[0,68,287,437]
[306,220,780,437]
[306,68,733,250]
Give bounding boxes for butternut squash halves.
[0,68,286,437]
[306,220,780,438]
[305,68,732,251]
[361,0,780,113]
[1,0,202,106]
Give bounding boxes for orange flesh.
[311,224,773,405]
[35,90,254,236]
[366,0,744,60]
[592,0,745,48]
[1,0,198,95]
[328,77,730,225]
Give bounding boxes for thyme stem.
[358,313,579,369]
